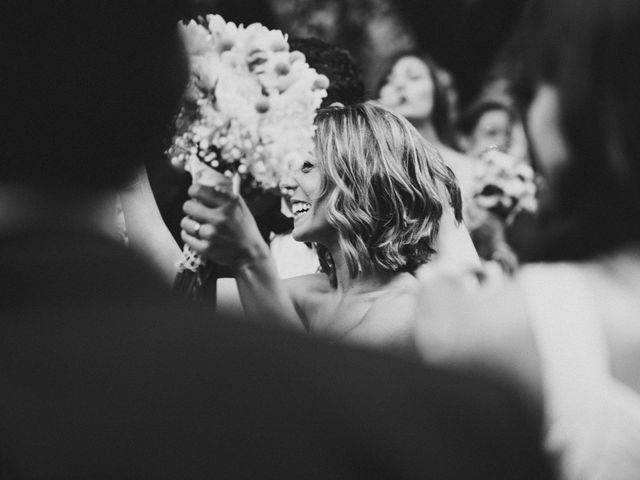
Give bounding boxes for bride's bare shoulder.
[282,273,332,301]
[281,273,333,329]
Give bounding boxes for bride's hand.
[181,185,270,271]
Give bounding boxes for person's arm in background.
[120,167,182,285]
[435,202,481,270]
[413,259,543,410]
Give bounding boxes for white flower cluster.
[170,15,329,191]
[471,149,538,223]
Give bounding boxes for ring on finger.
[192,220,201,238]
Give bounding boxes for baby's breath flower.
[172,13,328,271]
[179,20,211,56]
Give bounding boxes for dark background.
[180,0,530,108]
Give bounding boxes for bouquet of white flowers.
[168,15,328,296]
[469,148,537,224]
[466,148,538,274]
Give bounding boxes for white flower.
[192,52,220,91]
[205,14,230,36]
[289,50,306,64]
[178,20,212,56]
[183,78,204,103]
[192,124,214,140]
[245,23,286,54]
[472,149,538,220]
[171,15,328,193]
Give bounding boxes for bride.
[177,102,473,357]
[122,101,478,357]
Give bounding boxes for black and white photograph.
[1,0,639,478]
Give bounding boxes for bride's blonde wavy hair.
[313,102,461,285]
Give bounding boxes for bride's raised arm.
[182,184,306,332]
[119,166,182,284]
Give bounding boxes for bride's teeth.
[292,202,311,216]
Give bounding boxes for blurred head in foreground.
[518,0,640,261]
[0,0,188,195]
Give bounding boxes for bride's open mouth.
[291,201,311,218]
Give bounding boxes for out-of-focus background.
[182,0,528,109]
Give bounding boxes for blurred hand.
[181,185,270,271]
[413,260,502,364]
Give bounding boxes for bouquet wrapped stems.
[172,261,220,307]
[172,168,240,309]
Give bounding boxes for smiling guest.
[181,102,461,358]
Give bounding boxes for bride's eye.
[301,161,314,173]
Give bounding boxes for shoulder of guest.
[439,144,472,162]
[440,146,474,170]
[431,273,542,402]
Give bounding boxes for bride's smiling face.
[290,157,335,245]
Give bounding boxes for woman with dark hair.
[457,99,517,156]
[376,51,476,198]
[413,0,640,477]
[377,51,455,145]
[182,102,463,358]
